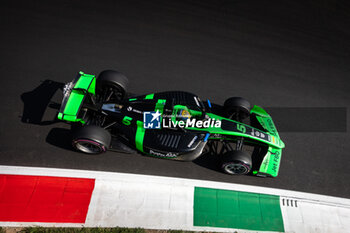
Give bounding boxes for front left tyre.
[224,97,251,120]
[72,125,111,154]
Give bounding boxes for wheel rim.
[75,139,104,154]
[224,162,249,175]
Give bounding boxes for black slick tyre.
[224,97,251,120]
[221,150,252,175]
[72,125,111,154]
[97,70,128,101]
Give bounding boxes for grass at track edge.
[1,227,234,233]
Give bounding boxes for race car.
[57,70,285,177]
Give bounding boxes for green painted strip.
[194,187,284,232]
[145,93,154,99]
[135,121,146,152]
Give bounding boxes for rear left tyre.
[72,125,111,154]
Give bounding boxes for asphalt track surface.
[1,0,350,198]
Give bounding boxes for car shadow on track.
[193,144,265,176]
[20,80,64,125]
[21,80,75,151]
[46,127,73,151]
[193,148,222,173]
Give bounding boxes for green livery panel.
[57,71,96,123]
[251,105,279,137]
[135,121,146,152]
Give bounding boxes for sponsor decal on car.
[162,118,221,128]
[143,111,162,129]
[149,149,178,158]
[143,111,221,129]
[270,150,280,173]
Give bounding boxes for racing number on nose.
[237,124,246,133]
[122,116,133,125]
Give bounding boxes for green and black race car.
[57,70,285,177]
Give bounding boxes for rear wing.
[57,71,96,123]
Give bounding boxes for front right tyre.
[221,150,252,175]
